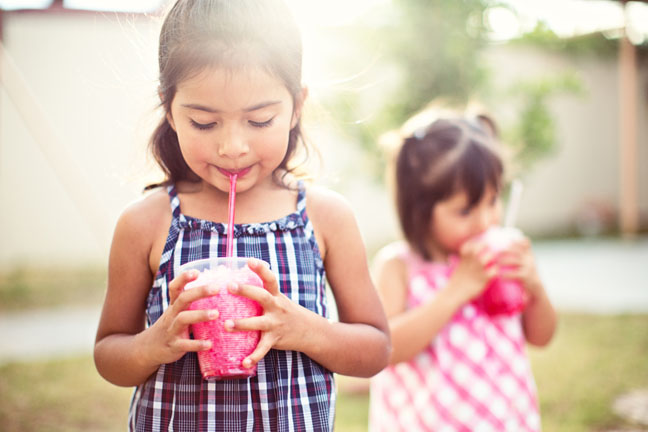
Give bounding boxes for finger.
[508,237,531,254]
[172,282,219,314]
[224,315,268,333]
[171,309,219,332]
[172,338,212,353]
[484,266,498,281]
[498,265,525,281]
[479,249,498,268]
[228,281,272,305]
[496,253,523,267]
[459,238,480,256]
[241,335,275,369]
[247,258,279,295]
[169,269,200,304]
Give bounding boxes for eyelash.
[189,118,274,131]
[249,118,274,128]
[190,120,216,130]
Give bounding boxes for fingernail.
[203,341,212,350]
[243,358,252,368]
[207,309,218,319]
[228,283,238,293]
[224,319,234,331]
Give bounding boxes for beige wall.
[483,44,647,237]
[0,11,161,268]
[0,12,645,268]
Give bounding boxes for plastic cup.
[477,226,527,316]
[181,257,264,380]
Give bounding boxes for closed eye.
[249,117,274,128]
[190,119,216,130]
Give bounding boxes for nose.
[217,124,249,158]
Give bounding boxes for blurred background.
[0,0,647,431]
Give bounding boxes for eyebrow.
[181,100,282,113]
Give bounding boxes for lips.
[217,166,252,178]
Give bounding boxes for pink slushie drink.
[181,257,264,380]
[477,227,527,316]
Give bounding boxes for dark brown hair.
[146,0,310,190]
[392,113,504,260]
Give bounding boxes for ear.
[159,86,177,131]
[290,86,308,129]
[476,113,498,139]
[166,111,177,132]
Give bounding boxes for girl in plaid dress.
[94,1,390,430]
[369,108,557,431]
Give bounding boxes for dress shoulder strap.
[166,184,182,220]
[295,181,324,269]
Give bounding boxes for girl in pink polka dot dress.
[369,108,557,431]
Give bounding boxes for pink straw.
[226,174,238,258]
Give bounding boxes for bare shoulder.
[112,188,172,272]
[372,241,408,283]
[372,242,409,316]
[305,184,355,222]
[116,188,170,237]
[304,185,358,260]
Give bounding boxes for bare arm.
[375,240,497,365]
[522,281,557,346]
[94,194,218,386]
[499,237,557,346]
[313,189,391,376]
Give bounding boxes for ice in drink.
[181,257,264,380]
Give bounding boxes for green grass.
[530,314,648,431]
[1,315,647,431]
[0,356,132,432]
[0,266,107,312]
[2,268,647,430]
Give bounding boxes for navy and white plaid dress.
[128,183,336,431]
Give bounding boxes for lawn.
[0,265,107,312]
[1,314,647,431]
[1,268,647,431]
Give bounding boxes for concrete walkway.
[0,305,101,364]
[0,236,646,365]
[535,236,648,314]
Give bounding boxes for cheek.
[255,127,291,158]
[177,132,210,163]
[431,217,457,246]
[437,216,473,248]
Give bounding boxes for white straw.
[504,179,524,228]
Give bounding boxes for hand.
[141,270,220,366]
[496,236,543,300]
[223,258,307,370]
[448,237,498,304]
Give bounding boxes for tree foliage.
[322,0,492,178]
[504,73,584,173]
[320,1,590,180]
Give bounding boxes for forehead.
[441,183,499,206]
[175,66,292,108]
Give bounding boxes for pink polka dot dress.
[369,243,541,431]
